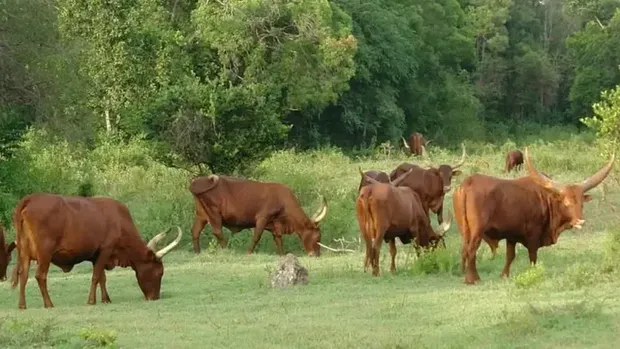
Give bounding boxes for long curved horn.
[580,152,616,192]
[147,231,167,251]
[317,242,355,253]
[437,214,452,236]
[359,167,381,185]
[155,226,183,259]
[426,140,432,146]
[524,147,562,192]
[452,143,466,169]
[312,196,328,223]
[391,168,413,187]
[402,137,411,149]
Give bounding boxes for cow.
[0,223,16,281]
[189,175,328,256]
[402,132,431,157]
[453,148,615,285]
[358,170,390,191]
[389,143,466,226]
[504,150,524,173]
[356,168,452,276]
[9,193,182,309]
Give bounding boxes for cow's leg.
[191,216,208,253]
[247,219,267,254]
[460,243,468,274]
[17,257,31,310]
[363,240,372,272]
[465,236,482,284]
[371,240,383,277]
[500,241,516,278]
[527,247,538,266]
[272,234,284,255]
[205,214,227,250]
[99,271,111,303]
[88,249,113,305]
[33,256,54,308]
[388,239,397,274]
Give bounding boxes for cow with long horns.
[402,132,431,157]
[189,175,328,256]
[10,193,182,309]
[453,148,615,284]
[358,170,390,192]
[390,143,466,226]
[357,168,451,276]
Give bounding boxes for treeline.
[2,0,620,174]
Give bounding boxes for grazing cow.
[504,150,524,173]
[453,148,615,285]
[189,175,327,256]
[0,223,16,281]
[389,143,466,226]
[10,193,182,309]
[358,170,390,191]
[402,132,431,157]
[357,168,452,276]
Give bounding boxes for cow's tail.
[10,197,28,289]
[452,185,470,272]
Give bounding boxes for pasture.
[2,130,620,348]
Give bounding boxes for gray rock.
[269,253,309,288]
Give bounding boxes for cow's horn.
[147,231,167,251]
[359,167,381,185]
[391,168,413,187]
[402,137,410,149]
[437,215,452,236]
[580,152,616,192]
[452,143,466,169]
[312,196,328,223]
[155,226,183,259]
[524,147,562,192]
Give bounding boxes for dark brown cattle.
[504,150,524,173]
[390,143,466,226]
[453,148,614,284]
[402,132,431,157]
[10,193,182,309]
[189,175,327,256]
[0,223,16,281]
[358,170,390,191]
[356,168,451,276]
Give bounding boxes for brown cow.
[390,143,466,226]
[453,148,615,285]
[189,175,327,256]
[10,193,182,309]
[357,168,452,276]
[0,223,16,281]
[504,150,524,173]
[402,132,431,157]
[358,170,390,191]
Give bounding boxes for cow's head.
[303,197,328,257]
[524,148,615,240]
[417,215,452,250]
[437,143,466,192]
[135,226,183,300]
[0,225,16,282]
[189,175,220,195]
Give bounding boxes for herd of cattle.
[0,132,615,309]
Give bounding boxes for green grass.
[2,130,620,348]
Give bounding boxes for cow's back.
[16,193,116,264]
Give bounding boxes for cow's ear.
[452,170,462,177]
[7,241,16,254]
[583,194,593,202]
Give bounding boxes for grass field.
[2,130,620,348]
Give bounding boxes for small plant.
[514,262,546,289]
[78,325,118,348]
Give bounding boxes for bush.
[514,263,546,289]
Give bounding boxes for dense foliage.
[3,0,620,176]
